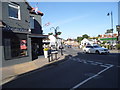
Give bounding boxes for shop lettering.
[3,26,28,32]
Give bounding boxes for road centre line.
[70,65,114,90]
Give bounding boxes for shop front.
[29,34,48,60]
[2,27,32,67]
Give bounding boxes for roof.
[24,0,44,16]
[30,7,44,16]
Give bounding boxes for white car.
[83,45,109,54]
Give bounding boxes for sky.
[28,2,118,39]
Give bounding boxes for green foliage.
[98,35,101,37]
[57,32,62,35]
[102,41,107,44]
[116,44,120,50]
[44,48,49,51]
[82,34,89,39]
[48,33,53,35]
[77,37,83,43]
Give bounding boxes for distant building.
[98,33,118,45]
[43,35,63,50]
[64,38,79,47]
[81,38,98,47]
[118,1,120,43]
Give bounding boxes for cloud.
[43,15,89,30]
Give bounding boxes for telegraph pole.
[107,11,114,49]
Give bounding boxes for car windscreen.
[86,46,93,48]
[93,46,101,48]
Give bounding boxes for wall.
[30,14,43,34]
[2,1,30,30]
[0,0,2,20]
[1,1,32,67]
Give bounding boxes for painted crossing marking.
[117,66,120,68]
[68,56,114,89]
[68,56,113,68]
[70,65,114,90]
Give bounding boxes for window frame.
[8,3,21,20]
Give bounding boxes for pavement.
[1,51,68,86]
[109,49,120,53]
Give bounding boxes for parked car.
[83,45,109,54]
[67,45,72,48]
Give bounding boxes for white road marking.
[87,60,94,63]
[118,66,120,67]
[100,65,109,68]
[93,62,103,65]
[70,65,114,90]
[90,63,99,65]
[70,57,114,68]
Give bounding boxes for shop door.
[31,41,38,60]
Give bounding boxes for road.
[2,47,119,88]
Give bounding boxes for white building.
[43,35,62,49]
[81,38,98,47]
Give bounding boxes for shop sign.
[2,26,28,32]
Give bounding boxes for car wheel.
[88,50,91,53]
[84,50,87,54]
[96,50,100,54]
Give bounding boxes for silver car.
[83,45,109,54]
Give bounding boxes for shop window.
[8,3,21,20]
[4,33,28,60]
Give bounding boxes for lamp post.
[107,11,114,49]
[50,26,59,51]
[116,25,120,44]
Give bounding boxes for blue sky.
[28,2,118,39]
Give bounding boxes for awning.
[29,34,48,38]
[43,42,50,44]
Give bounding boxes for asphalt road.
[2,47,120,88]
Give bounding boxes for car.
[83,45,109,54]
[66,45,72,48]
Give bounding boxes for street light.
[116,25,120,44]
[107,11,114,49]
[50,26,59,51]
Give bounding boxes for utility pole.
[107,11,114,49]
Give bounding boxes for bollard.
[55,53,57,60]
[48,55,51,62]
[51,53,53,61]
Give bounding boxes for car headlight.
[99,49,104,51]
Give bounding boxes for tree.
[82,34,89,39]
[77,37,83,43]
[98,35,101,37]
